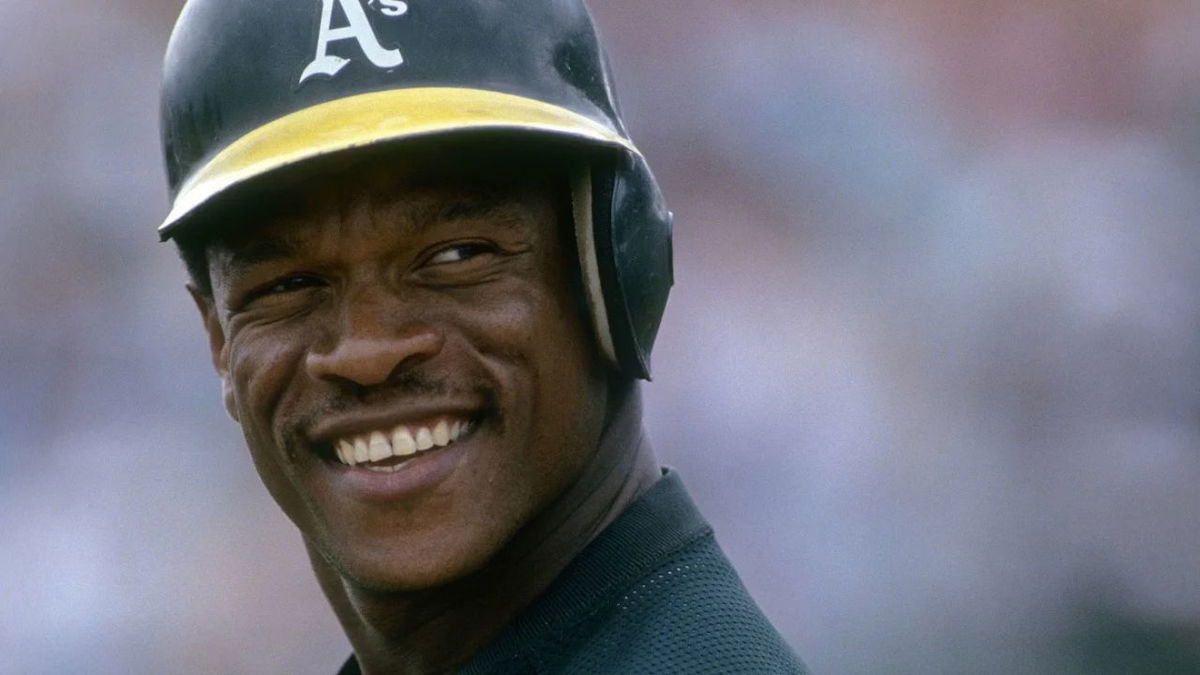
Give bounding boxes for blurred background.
[3,0,1199,672]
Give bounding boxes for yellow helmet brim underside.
[159,86,635,239]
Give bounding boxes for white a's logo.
[299,0,409,85]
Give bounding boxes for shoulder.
[461,471,811,674]
[555,533,810,674]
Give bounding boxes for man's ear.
[188,284,239,423]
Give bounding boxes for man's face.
[195,155,608,591]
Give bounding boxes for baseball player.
[159,0,807,672]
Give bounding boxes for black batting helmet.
[158,0,673,379]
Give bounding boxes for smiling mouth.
[331,417,479,473]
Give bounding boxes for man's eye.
[247,274,324,303]
[427,242,495,266]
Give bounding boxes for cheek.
[461,272,601,463]
[227,327,309,449]
[460,251,592,373]
[226,328,319,520]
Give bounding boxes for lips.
[332,417,477,472]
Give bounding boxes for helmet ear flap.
[574,152,674,380]
[572,162,619,371]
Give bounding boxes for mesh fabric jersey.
[339,470,809,674]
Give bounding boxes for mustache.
[283,370,500,448]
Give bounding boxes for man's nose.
[305,292,445,387]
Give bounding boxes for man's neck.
[309,384,661,675]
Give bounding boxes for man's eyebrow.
[216,193,534,274]
[433,194,528,229]
[219,236,300,275]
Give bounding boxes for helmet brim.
[158,86,635,240]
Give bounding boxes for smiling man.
[160,1,806,673]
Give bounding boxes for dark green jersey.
[340,470,808,674]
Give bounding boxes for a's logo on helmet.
[299,0,409,85]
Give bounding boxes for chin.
[309,512,521,594]
[343,553,497,596]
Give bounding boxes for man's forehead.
[224,188,537,247]
[207,160,560,265]
[278,155,550,214]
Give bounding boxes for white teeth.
[415,427,434,451]
[433,420,450,447]
[365,461,407,473]
[368,431,391,462]
[338,440,355,466]
[392,427,416,456]
[333,417,474,466]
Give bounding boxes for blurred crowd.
[2,1,1198,672]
